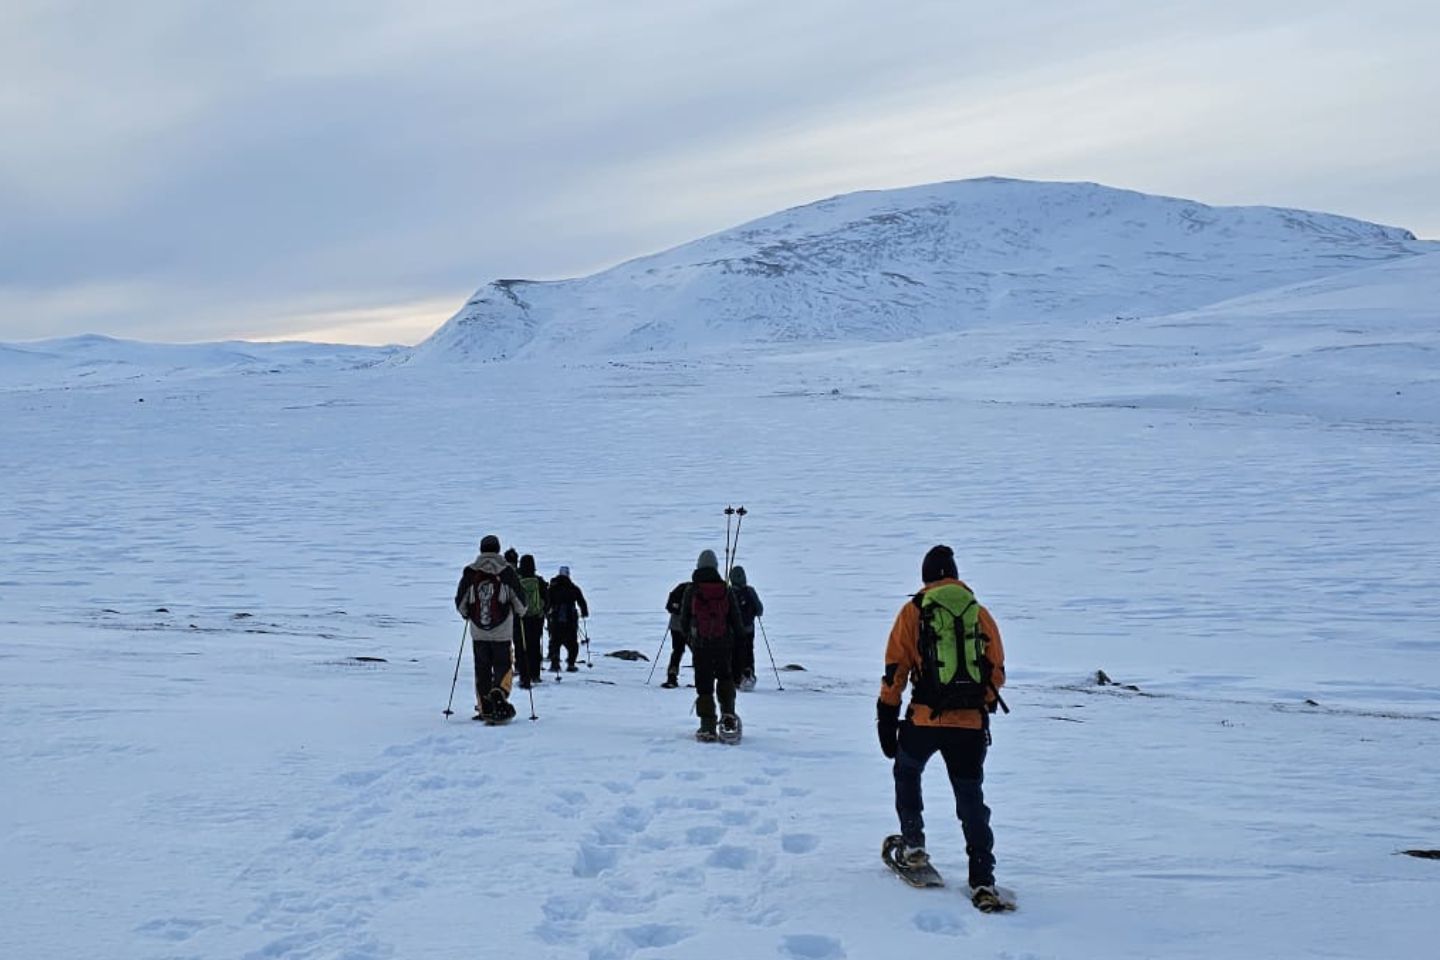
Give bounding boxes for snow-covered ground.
[3,179,1438,958]
[3,337,1437,958]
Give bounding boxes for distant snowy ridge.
[413,177,1435,362]
[0,334,399,387]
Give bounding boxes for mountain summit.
[413,177,1431,362]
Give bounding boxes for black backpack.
[549,600,575,628]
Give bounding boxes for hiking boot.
[517,679,532,690]
[718,713,742,744]
[970,885,1005,912]
[898,845,931,870]
[661,676,679,689]
[695,728,719,743]
[566,663,578,673]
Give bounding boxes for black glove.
[876,698,900,759]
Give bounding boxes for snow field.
[2,345,1438,958]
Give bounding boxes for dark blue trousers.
[892,721,995,887]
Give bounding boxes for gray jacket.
[455,552,526,643]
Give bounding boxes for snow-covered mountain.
[413,177,1435,362]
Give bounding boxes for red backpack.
[469,570,508,629]
[690,582,731,642]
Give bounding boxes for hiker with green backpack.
[876,544,1010,911]
[514,554,548,688]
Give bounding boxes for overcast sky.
[2,0,1436,345]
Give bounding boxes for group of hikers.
[451,537,766,738]
[452,536,590,722]
[452,536,1011,912]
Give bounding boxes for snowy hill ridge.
[0,334,398,387]
[413,177,1434,362]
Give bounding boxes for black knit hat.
[480,534,501,554]
[922,544,958,583]
[519,554,536,575]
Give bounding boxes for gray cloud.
[1,0,1436,343]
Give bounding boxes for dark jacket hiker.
[662,580,691,688]
[728,565,764,689]
[545,566,589,672]
[514,554,549,686]
[679,550,743,740]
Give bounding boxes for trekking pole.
[757,616,784,691]
[581,617,593,668]
[728,505,748,577]
[443,622,467,717]
[723,505,736,573]
[518,625,538,721]
[645,624,670,684]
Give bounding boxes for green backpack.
[912,583,1006,720]
[520,576,543,617]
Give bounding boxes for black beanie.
[922,544,958,583]
[519,554,536,575]
[480,534,501,554]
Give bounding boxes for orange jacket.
[879,578,1006,729]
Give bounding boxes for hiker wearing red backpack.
[679,549,744,742]
[454,535,527,721]
[876,544,1009,911]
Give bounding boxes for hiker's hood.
[729,565,748,588]
[469,553,509,575]
[692,566,726,584]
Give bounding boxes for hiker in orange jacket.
[877,544,1007,906]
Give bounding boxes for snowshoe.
[969,885,1017,913]
[718,714,743,745]
[483,690,516,725]
[566,663,578,673]
[695,727,719,743]
[661,677,680,689]
[739,674,757,693]
[882,835,944,888]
